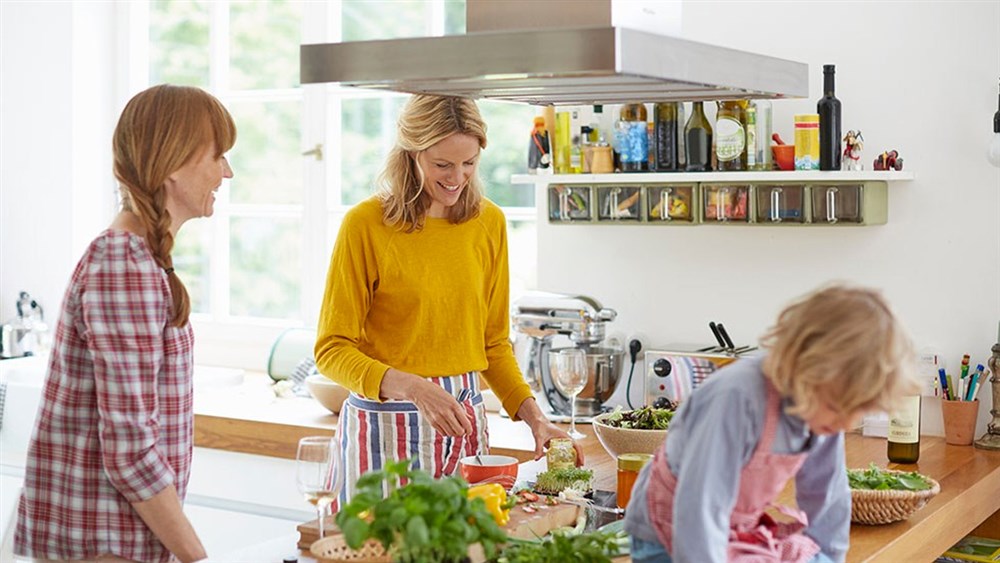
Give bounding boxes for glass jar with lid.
[617,453,654,509]
[546,438,577,471]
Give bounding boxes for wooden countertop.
[198,375,1000,562]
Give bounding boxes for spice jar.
[546,438,577,471]
[616,453,653,509]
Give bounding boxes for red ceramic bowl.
[772,145,795,171]
[458,455,519,489]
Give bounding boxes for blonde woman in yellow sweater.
[315,95,580,506]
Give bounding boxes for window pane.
[444,0,466,34]
[173,219,212,314]
[230,0,302,90]
[227,99,302,205]
[230,217,301,319]
[342,1,430,40]
[150,0,210,86]
[479,101,537,207]
[340,97,406,206]
[508,219,537,298]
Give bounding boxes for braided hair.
[112,84,236,326]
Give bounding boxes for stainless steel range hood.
[300,3,808,106]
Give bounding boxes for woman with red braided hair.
[15,84,235,563]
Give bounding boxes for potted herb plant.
[335,459,508,563]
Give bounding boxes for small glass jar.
[617,453,654,509]
[546,438,577,471]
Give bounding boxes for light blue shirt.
[623,356,850,563]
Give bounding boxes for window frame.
[130,0,536,370]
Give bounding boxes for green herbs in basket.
[847,463,932,491]
[601,405,675,430]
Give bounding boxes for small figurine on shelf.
[842,130,864,171]
[873,150,904,171]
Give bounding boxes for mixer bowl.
[547,346,624,416]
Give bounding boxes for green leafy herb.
[496,529,626,563]
[335,459,508,563]
[847,463,932,491]
[601,405,675,430]
[534,467,594,495]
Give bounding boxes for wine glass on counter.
[550,348,588,439]
[296,435,342,539]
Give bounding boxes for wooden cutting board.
[297,500,581,549]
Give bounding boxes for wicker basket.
[849,470,940,525]
[310,534,392,563]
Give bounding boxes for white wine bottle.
[887,395,921,463]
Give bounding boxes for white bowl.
[591,412,668,459]
[305,374,350,414]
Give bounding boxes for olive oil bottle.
[715,100,747,171]
[887,395,921,463]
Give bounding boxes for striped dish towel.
[289,357,319,397]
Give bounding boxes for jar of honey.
[546,438,577,471]
[616,453,653,509]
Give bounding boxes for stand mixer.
[511,292,623,422]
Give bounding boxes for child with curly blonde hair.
[625,283,921,563]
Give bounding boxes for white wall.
[0,1,119,326]
[539,0,1000,436]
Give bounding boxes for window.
[140,1,536,366]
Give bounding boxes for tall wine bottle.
[653,102,679,171]
[715,100,747,171]
[887,395,921,463]
[818,64,842,171]
[685,101,713,172]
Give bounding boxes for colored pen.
[966,372,979,401]
[946,375,956,401]
[960,354,970,380]
[966,364,985,401]
[973,370,990,401]
[938,368,951,401]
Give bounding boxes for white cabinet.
[185,448,312,560]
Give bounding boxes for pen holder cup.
[941,399,980,446]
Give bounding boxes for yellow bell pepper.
[467,483,510,526]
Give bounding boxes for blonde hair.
[112,84,236,327]
[761,283,920,419]
[377,95,487,231]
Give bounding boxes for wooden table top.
[197,376,1000,562]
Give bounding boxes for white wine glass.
[550,348,588,439]
[296,436,342,539]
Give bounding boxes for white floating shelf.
[511,170,916,185]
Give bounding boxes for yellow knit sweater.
[314,196,532,419]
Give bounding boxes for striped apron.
[332,371,489,511]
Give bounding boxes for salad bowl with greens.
[591,405,675,459]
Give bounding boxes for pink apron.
[647,382,821,562]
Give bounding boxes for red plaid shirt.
[15,230,194,562]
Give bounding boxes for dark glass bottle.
[653,102,679,171]
[685,101,713,171]
[887,395,921,463]
[818,64,842,171]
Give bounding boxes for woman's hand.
[516,398,585,465]
[380,368,473,437]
